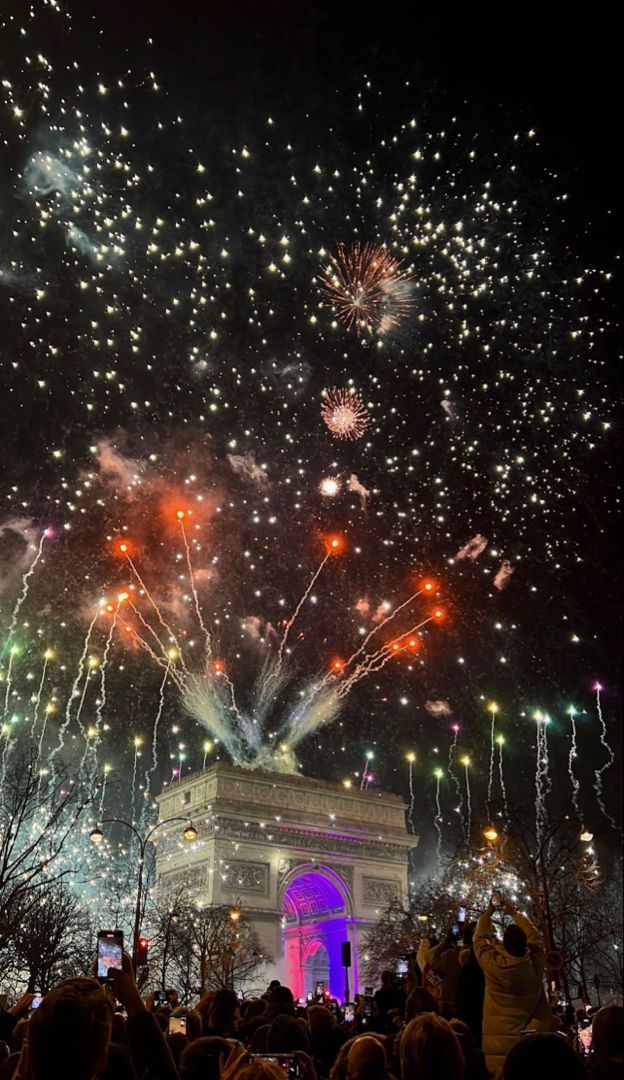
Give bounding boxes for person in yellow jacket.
[474,894,553,1078]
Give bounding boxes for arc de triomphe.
[155,763,417,996]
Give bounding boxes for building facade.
[155,763,417,998]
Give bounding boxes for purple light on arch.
[282,868,354,1001]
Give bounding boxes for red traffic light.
[136,937,149,966]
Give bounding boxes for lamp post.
[90,816,197,965]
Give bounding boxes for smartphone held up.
[96,929,124,980]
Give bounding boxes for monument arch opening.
[280,865,353,998]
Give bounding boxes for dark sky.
[0,1,621,857]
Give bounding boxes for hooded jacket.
[474,911,552,1077]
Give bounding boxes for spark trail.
[433,769,443,862]
[148,664,170,788]
[273,548,333,675]
[448,724,462,811]
[50,606,100,762]
[593,684,617,828]
[31,649,53,736]
[567,708,582,822]
[462,757,472,844]
[120,545,185,661]
[178,513,212,660]
[497,734,509,823]
[406,753,416,833]
[487,703,497,821]
[6,530,48,648]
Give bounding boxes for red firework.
[321,388,370,440]
[319,241,414,335]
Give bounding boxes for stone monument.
[155,763,417,997]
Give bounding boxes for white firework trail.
[50,606,100,761]
[131,741,140,825]
[448,727,463,811]
[179,516,212,660]
[498,737,509,823]
[123,550,186,662]
[407,756,416,833]
[343,584,430,670]
[31,650,52,736]
[6,530,48,646]
[487,705,497,821]
[434,771,443,862]
[593,685,617,829]
[99,765,110,816]
[272,549,332,676]
[567,709,582,822]
[534,715,548,845]
[0,648,18,783]
[360,752,373,791]
[464,761,472,844]
[148,664,170,789]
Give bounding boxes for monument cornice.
[156,761,413,839]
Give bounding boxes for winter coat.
[416,937,443,999]
[473,911,552,1077]
[428,942,462,1013]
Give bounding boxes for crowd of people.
[0,895,621,1080]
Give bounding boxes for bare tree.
[9,885,92,992]
[364,812,621,1000]
[0,749,94,954]
[146,893,266,1000]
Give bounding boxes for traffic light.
[136,937,149,966]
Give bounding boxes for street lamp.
[483,825,499,843]
[579,826,594,843]
[90,815,197,964]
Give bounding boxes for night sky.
[0,2,621,862]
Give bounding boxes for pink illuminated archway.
[280,865,356,1000]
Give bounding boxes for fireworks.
[321,388,370,441]
[0,0,619,881]
[319,242,415,335]
[319,476,341,497]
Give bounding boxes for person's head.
[329,1034,387,1080]
[591,1004,624,1057]
[268,980,281,993]
[180,1036,231,1080]
[405,988,440,1022]
[242,999,268,1021]
[266,1015,310,1054]
[501,1033,586,1079]
[346,1035,387,1080]
[502,923,528,957]
[268,985,294,1008]
[307,1004,337,1036]
[11,1020,29,1048]
[235,1062,285,1080]
[171,1007,202,1042]
[400,1013,465,1080]
[28,977,113,1080]
[380,970,394,988]
[209,988,239,1032]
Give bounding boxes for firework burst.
[319,242,415,335]
[321,388,370,441]
[319,476,341,497]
